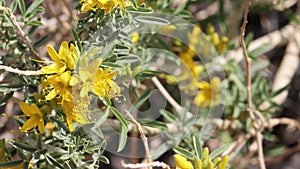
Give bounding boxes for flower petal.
[47,45,59,63]
[21,117,37,132]
[19,102,33,116]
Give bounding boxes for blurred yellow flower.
[174,154,194,169]
[131,32,139,43]
[80,0,126,13]
[194,77,221,107]
[41,41,79,74]
[19,102,44,134]
[78,58,103,97]
[62,99,89,131]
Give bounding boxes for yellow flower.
[80,0,126,13]
[44,71,73,103]
[187,25,202,52]
[78,58,103,98]
[62,98,89,131]
[93,67,120,99]
[19,102,44,134]
[174,154,194,169]
[131,32,139,43]
[41,41,79,74]
[194,77,221,108]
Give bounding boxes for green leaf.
[159,109,176,123]
[101,62,123,69]
[127,7,153,14]
[174,0,188,14]
[9,0,18,13]
[129,88,152,112]
[33,35,49,48]
[72,29,82,52]
[94,108,110,128]
[135,70,162,78]
[0,84,22,92]
[109,107,128,128]
[245,32,254,49]
[45,154,64,169]
[193,136,202,159]
[139,120,168,130]
[0,92,13,106]
[0,160,23,167]
[50,116,70,133]
[117,125,128,152]
[135,15,170,25]
[9,141,37,152]
[98,156,110,164]
[25,20,43,27]
[24,0,44,18]
[18,0,26,16]
[271,83,291,97]
[173,146,196,160]
[37,135,42,149]
[210,144,230,159]
[102,97,111,106]
[117,54,141,64]
[265,145,286,157]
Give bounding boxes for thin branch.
[241,2,266,169]
[151,77,183,112]
[5,8,40,60]
[121,161,170,169]
[0,65,42,76]
[125,110,152,169]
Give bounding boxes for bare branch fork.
[240,2,266,169]
[124,110,153,169]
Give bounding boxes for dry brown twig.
[121,161,170,169]
[0,65,42,76]
[5,7,40,60]
[240,2,266,169]
[125,110,152,169]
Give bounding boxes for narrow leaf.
[0,84,22,92]
[109,107,128,128]
[135,15,170,25]
[9,141,37,152]
[18,0,26,16]
[72,29,82,52]
[0,160,23,167]
[210,144,230,159]
[117,125,128,152]
[94,108,110,128]
[159,109,176,123]
[135,70,162,78]
[45,154,64,169]
[33,35,49,48]
[139,120,168,130]
[193,136,202,159]
[129,88,152,112]
[24,0,44,18]
[173,146,196,160]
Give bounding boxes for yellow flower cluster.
[166,26,221,107]
[174,148,229,169]
[194,77,221,108]
[205,23,229,53]
[80,0,126,13]
[19,41,120,132]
